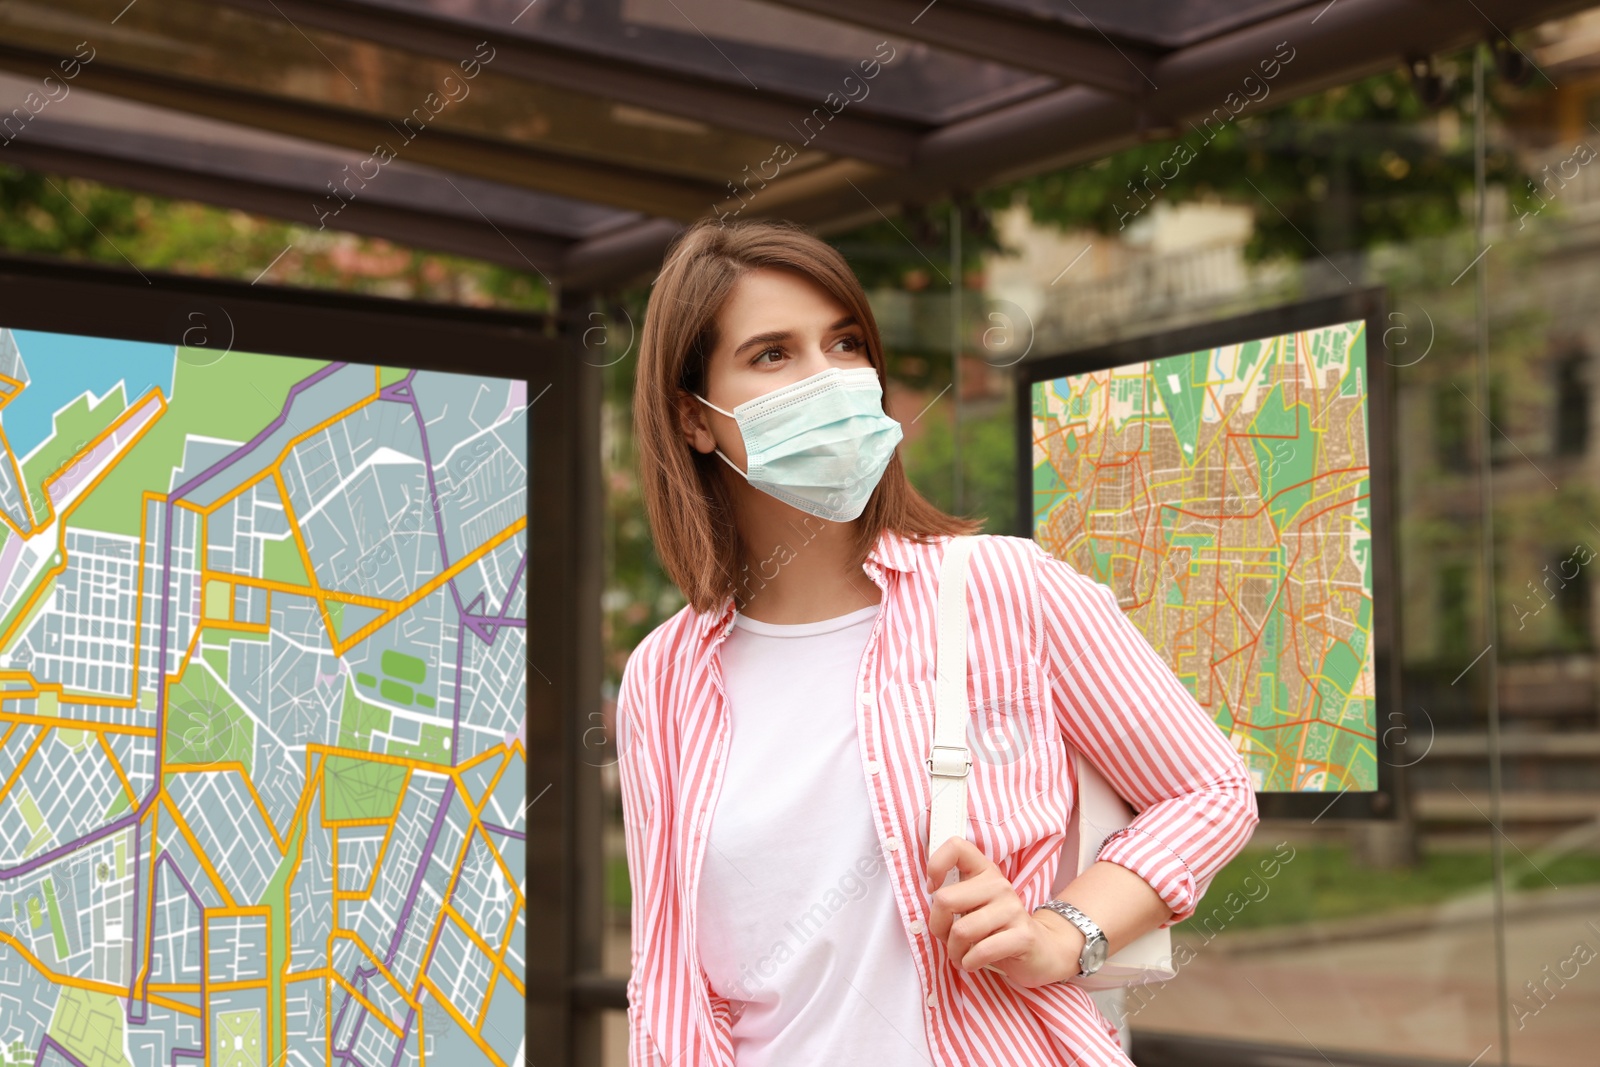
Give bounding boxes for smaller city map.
[1031,319,1377,793]
[0,328,526,1067]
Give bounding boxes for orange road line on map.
[159,793,237,908]
[332,516,526,657]
[98,731,140,809]
[277,754,324,1051]
[331,930,421,1013]
[163,761,287,853]
[307,744,450,775]
[135,805,161,999]
[0,931,134,997]
[443,898,525,984]
[130,491,156,708]
[201,919,211,1058]
[473,824,526,913]
[331,968,406,1039]
[226,572,395,612]
[205,979,273,993]
[456,747,511,818]
[164,610,208,697]
[271,466,339,638]
[199,619,270,636]
[356,771,409,896]
[0,726,47,805]
[461,750,524,897]
[325,973,335,1067]
[199,383,379,518]
[326,814,395,830]
[0,710,153,735]
[457,743,507,777]
[416,804,481,1007]
[499,901,521,958]
[479,970,499,1031]
[419,973,508,1066]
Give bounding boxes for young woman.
[618,217,1260,1066]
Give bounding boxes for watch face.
[1083,938,1109,973]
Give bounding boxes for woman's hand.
[925,835,1084,989]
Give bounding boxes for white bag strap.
[928,534,977,886]
[924,534,1176,986]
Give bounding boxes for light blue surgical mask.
[695,366,904,522]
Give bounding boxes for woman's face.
[683,266,873,471]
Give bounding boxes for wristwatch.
[1033,899,1108,979]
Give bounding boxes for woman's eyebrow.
[733,314,859,356]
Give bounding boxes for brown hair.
[633,216,983,615]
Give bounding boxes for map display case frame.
[0,250,553,1067]
[1015,288,1404,822]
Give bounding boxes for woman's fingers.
[944,897,1025,971]
[925,834,990,893]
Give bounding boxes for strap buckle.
[926,744,972,779]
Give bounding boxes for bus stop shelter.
[0,0,1586,1062]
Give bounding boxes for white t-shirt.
[695,601,936,1065]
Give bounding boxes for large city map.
[0,330,526,1066]
[1032,320,1377,793]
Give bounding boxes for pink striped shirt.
[617,529,1260,1065]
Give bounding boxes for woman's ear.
[676,390,715,454]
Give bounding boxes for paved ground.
[1126,889,1600,1066]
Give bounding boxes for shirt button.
[861,689,874,704]
[884,836,900,851]
[926,993,937,1007]
[908,919,924,934]
[865,760,881,774]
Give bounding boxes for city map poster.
[1030,318,1377,794]
[0,328,527,1067]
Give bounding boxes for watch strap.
[1034,898,1106,976]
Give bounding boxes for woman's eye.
[753,348,783,365]
[836,335,867,355]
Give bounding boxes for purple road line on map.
[480,822,525,841]
[386,780,454,966]
[153,851,210,1052]
[154,851,207,910]
[451,621,465,763]
[34,1036,91,1067]
[170,1049,204,1066]
[495,550,526,623]
[0,814,137,880]
[122,361,347,1025]
[378,370,466,617]
[330,779,456,1058]
[386,1006,419,1067]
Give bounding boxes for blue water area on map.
[2,329,175,458]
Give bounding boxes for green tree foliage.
[0,164,551,309]
[993,63,1532,263]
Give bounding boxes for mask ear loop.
[693,393,750,479]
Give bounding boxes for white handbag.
[926,535,1176,989]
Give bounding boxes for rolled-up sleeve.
[1028,541,1260,927]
